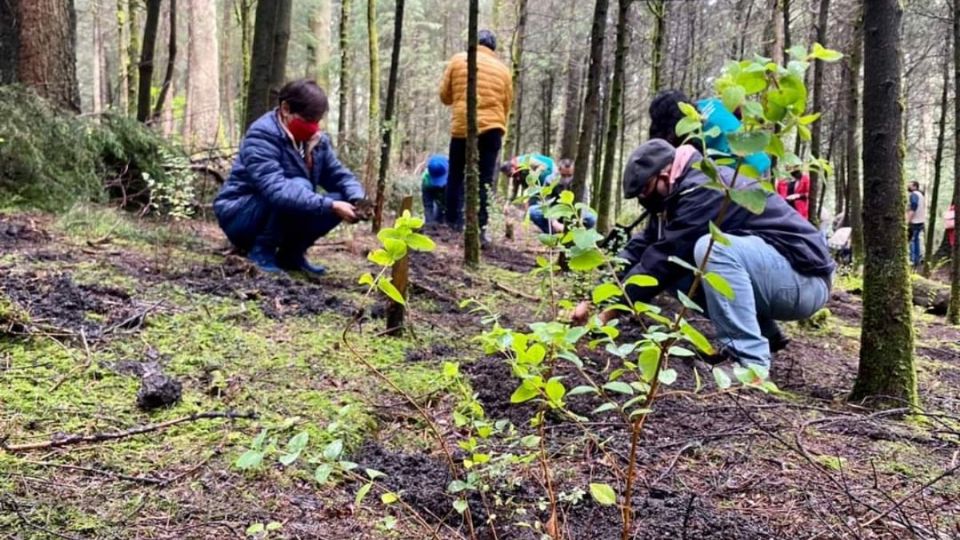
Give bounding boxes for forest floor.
[1,205,959,540]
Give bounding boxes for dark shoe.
[278,251,327,277]
[768,325,791,353]
[248,244,282,273]
[700,346,735,366]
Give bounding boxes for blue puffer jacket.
[214,110,365,248]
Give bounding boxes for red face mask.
[287,116,320,143]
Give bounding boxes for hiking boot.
[278,251,328,277]
[248,244,282,273]
[767,325,791,353]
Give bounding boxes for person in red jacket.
[776,170,811,220]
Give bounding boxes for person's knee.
[693,234,714,266]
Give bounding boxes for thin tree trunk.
[235,0,254,132]
[851,0,918,407]
[616,93,626,220]
[16,0,81,112]
[373,0,404,232]
[783,0,791,62]
[646,0,665,101]
[185,0,220,150]
[808,0,831,226]
[502,0,528,162]
[572,0,610,203]
[846,0,864,265]
[308,0,333,89]
[924,41,950,273]
[116,0,129,113]
[268,0,292,105]
[150,0,176,123]
[597,0,631,234]
[464,0,481,267]
[127,0,139,115]
[136,0,161,122]
[766,0,785,65]
[220,0,234,145]
[558,40,582,160]
[338,0,352,145]
[540,75,553,156]
[590,71,607,205]
[364,0,381,196]
[92,0,104,115]
[949,0,960,324]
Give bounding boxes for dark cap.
[623,139,676,199]
[479,30,497,51]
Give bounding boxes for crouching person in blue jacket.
[214,80,365,276]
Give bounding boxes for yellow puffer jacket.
[439,46,513,138]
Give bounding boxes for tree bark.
[846,0,864,265]
[235,0,254,132]
[808,0,831,227]
[92,0,104,115]
[572,0,609,203]
[373,0,405,232]
[151,0,177,123]
[765,0,785,66]
[115,0,129,113]
[502,0,528,162]
[268,0,292,105]
[0,0,17,84]
[127,0,140,115]
[558,41,582,160]
[338,0,352,145]
[949,0,960,324]
[364,0,381,196]
[540,75,553,156]
[600,0,631,235]
[308,0,333,89]
[16,0,81,112]
[851,0,918,407]
[464,0,481,267]
[185,0,221,150]
[136,0,161,122]
[244,0,291,129]
[924,41,951,273]
[646,0,665,102]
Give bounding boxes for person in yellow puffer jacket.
[439,30,513,245]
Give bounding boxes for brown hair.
[278,79,329,121]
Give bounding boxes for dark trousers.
[421,186,446,225]
[445,129,503,231]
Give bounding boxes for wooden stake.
[385,196,414,335]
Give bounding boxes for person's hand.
[571,301,592,326]
[332,200,359,223]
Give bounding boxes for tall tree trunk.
[308,0,333,89]
[127,0,140,115]
[590,70,608,206]
[924,41,950,273]
[236,0,254,133]
[949,0,960,324]
[540,75,553,156]
[765,0,785,65]
[220,0,235,145]
[268,0,292,105]
[597,0,631,234]
[808,0,830,227]
[851,0,917,407]
[16,0,81,111]
[616,93,626,220]
[185,0,220,150]
[151,0,177,123]
[783,0,791,62]
[502,0,528,162]
[338,0,352,144]
[244,0,290,129]
[92,0,104,115]
[558,42,581,160]
[846,0,864,265]
[373,0,404,232]
[572,0,609,203]
[136,0,161,122]
[116,0,129,113]
[364,0,381,196]
[464,0,481,267]
[0,0,17,84]
[646,0,665,101]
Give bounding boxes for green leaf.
[338,460,359,471]
[680,322,715,355]
[658,369,678,385]
[510,381,540,404]
[589,483,617,506]
[603,381,634,395]
[728,131,771,156]
[798,124,811,141]
[573,228,604,249]
[520,434,542,448]
[358,272,375,286]
[235,450,264,470]
[668,255,699,273]
[365,468,386,480]
[383,238,407,261]
[676,116,701,137]
[569,385,598,396]
[355,482,373,508]
[713,367,732,389]
[592,402,619,414]
[266,522,282,532]
[315,463,334,484]
[448,479,470,494]
[787,44,808,60]
[799,113,821,125]
[809,43,844,62]
[624,274,658,288]
[381,492,399,505]
[729,188,768,215]
[378,278,406,305]
[708,221,731,247]
[721,85,746,113]
[592,283,622,304]
[677,291,704,313]
[368,249,394,266]
[442,362,459,378]
[453,499,469,514]
[637,346,661,383]
[667,346,697,358]
[733,366,755,385]
[278,431,309,466]
[545,378,566,404]
[323,439,344,461]
[246,523,265,535]
[568,248,605,272]
[405,233,436,251]
[704,272,735,300]
[765,135,785,160]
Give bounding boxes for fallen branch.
[21,459,165,485]
[1,411,257,453]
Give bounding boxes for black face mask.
[638,194,666,213]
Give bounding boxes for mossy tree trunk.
[15,0,81,112]
[464,0,480,268]
[924,42,951,275]
[851,0,918,408]
[337,0,352,146]
[150,0,177,123]
[597,0,632,234]
[364,0,381,197]
[646,0,665,104]
[373,0,405,232]
[136,0,161,122]
[571,0,609,203]
[845,0,864,266]
[949,0,960,325]
[808,0,831,227]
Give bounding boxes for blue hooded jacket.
[214,110,365,248]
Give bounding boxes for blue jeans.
[422,186,445,225]
[693,234,831,369]
[528,204,597,234]
[250,179,343,256]
[909,223,924,267]
[445,130,502,231]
